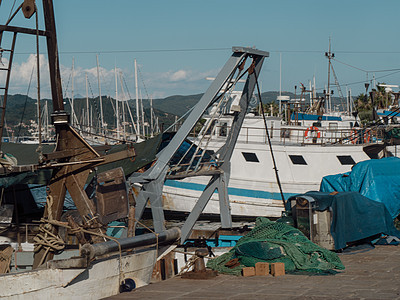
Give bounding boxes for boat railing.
[209,124,385,146]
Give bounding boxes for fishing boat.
[162,111,382,219]
[0,1,179,298]
[160,46,388,219]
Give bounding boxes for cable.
[253,59,286,206]
[333,58,400,74]
[14,47,232,55]
[16,65,35,139]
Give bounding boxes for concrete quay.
[108,245,400,299]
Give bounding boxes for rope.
[33,195,65,267]
[33,220,65,267]
[39,218,126,284]
[177,254,199,275]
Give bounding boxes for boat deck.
[107,245,400,299]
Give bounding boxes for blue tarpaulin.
[289,191,400,250]
[320,157,400,219]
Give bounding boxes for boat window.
[329,123,338,130]
[219,122,228,137]
[242,152,259,162]
[337,155,355,165]
[289,155,307,165]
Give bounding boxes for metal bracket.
[129,46,269,242]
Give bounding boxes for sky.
[1,0,400,100]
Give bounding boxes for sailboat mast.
[313,75,316,103]
[140,90,145,136]
[85,73,90,132]
[119,72,127,141]
[96,54,104,136]
[71,57,75,126]
[115,65,120,140]
[279,53,282,115]
[45,101,49,140]
[150,97,154,137]
[135,59,140,137]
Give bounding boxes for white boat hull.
[162,137,370,218]
[0,249,157,299]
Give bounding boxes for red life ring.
[351,129,371,144]
[304,126,321,140]
[364,130,371,143]
[351,129,359,144]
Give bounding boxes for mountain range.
[2,91,347,136]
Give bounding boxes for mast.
[135,59,140,137]
[96,54,104,136]
[115,64,120,140]
[140,90,145,137]
[71,57,75,126]
[325,38,334,113]
[313,75,316,103]
[279,53,282,115]
[43,0,64,113]
[36,9,42,148]
[150,97,154,137]
[119,72,126,140]
[85,73,90,132]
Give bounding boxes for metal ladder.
[0,32,17,148]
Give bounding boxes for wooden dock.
[106,245,400,299]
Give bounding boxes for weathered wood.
[127,206,136,238]
[67,215,87,245]
[0,25,47,36]
[0,245,13,274]
[42,0,64,112]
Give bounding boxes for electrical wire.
[10,48,400,56]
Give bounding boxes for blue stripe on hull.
[164,180,298,200]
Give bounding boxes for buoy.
[304,126,321,140]
[119,278,136,293]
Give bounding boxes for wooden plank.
[0,245,13,274]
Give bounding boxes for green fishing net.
[207,217,344,275]
[386,127,400,140]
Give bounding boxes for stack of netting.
[207,217,344,275]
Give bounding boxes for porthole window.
[242,152,259,162]
[337,155,355,165]
[289,155,307,165]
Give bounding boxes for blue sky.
[1,0,400,100]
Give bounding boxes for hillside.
[2,91,351,137]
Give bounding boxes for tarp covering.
[0,134,163,188]
[289,191,400,250]
[207,217,344,275]
[0,135,163,209]
[320,157,400,219]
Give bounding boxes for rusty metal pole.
[42,0,64,113]
[33,0,69,268]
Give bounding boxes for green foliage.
[354,84,395,125]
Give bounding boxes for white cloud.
[170,70,188,81]
[1,55,220,100]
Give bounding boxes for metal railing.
[207,124,385,146]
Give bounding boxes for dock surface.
[108,245,400,299]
